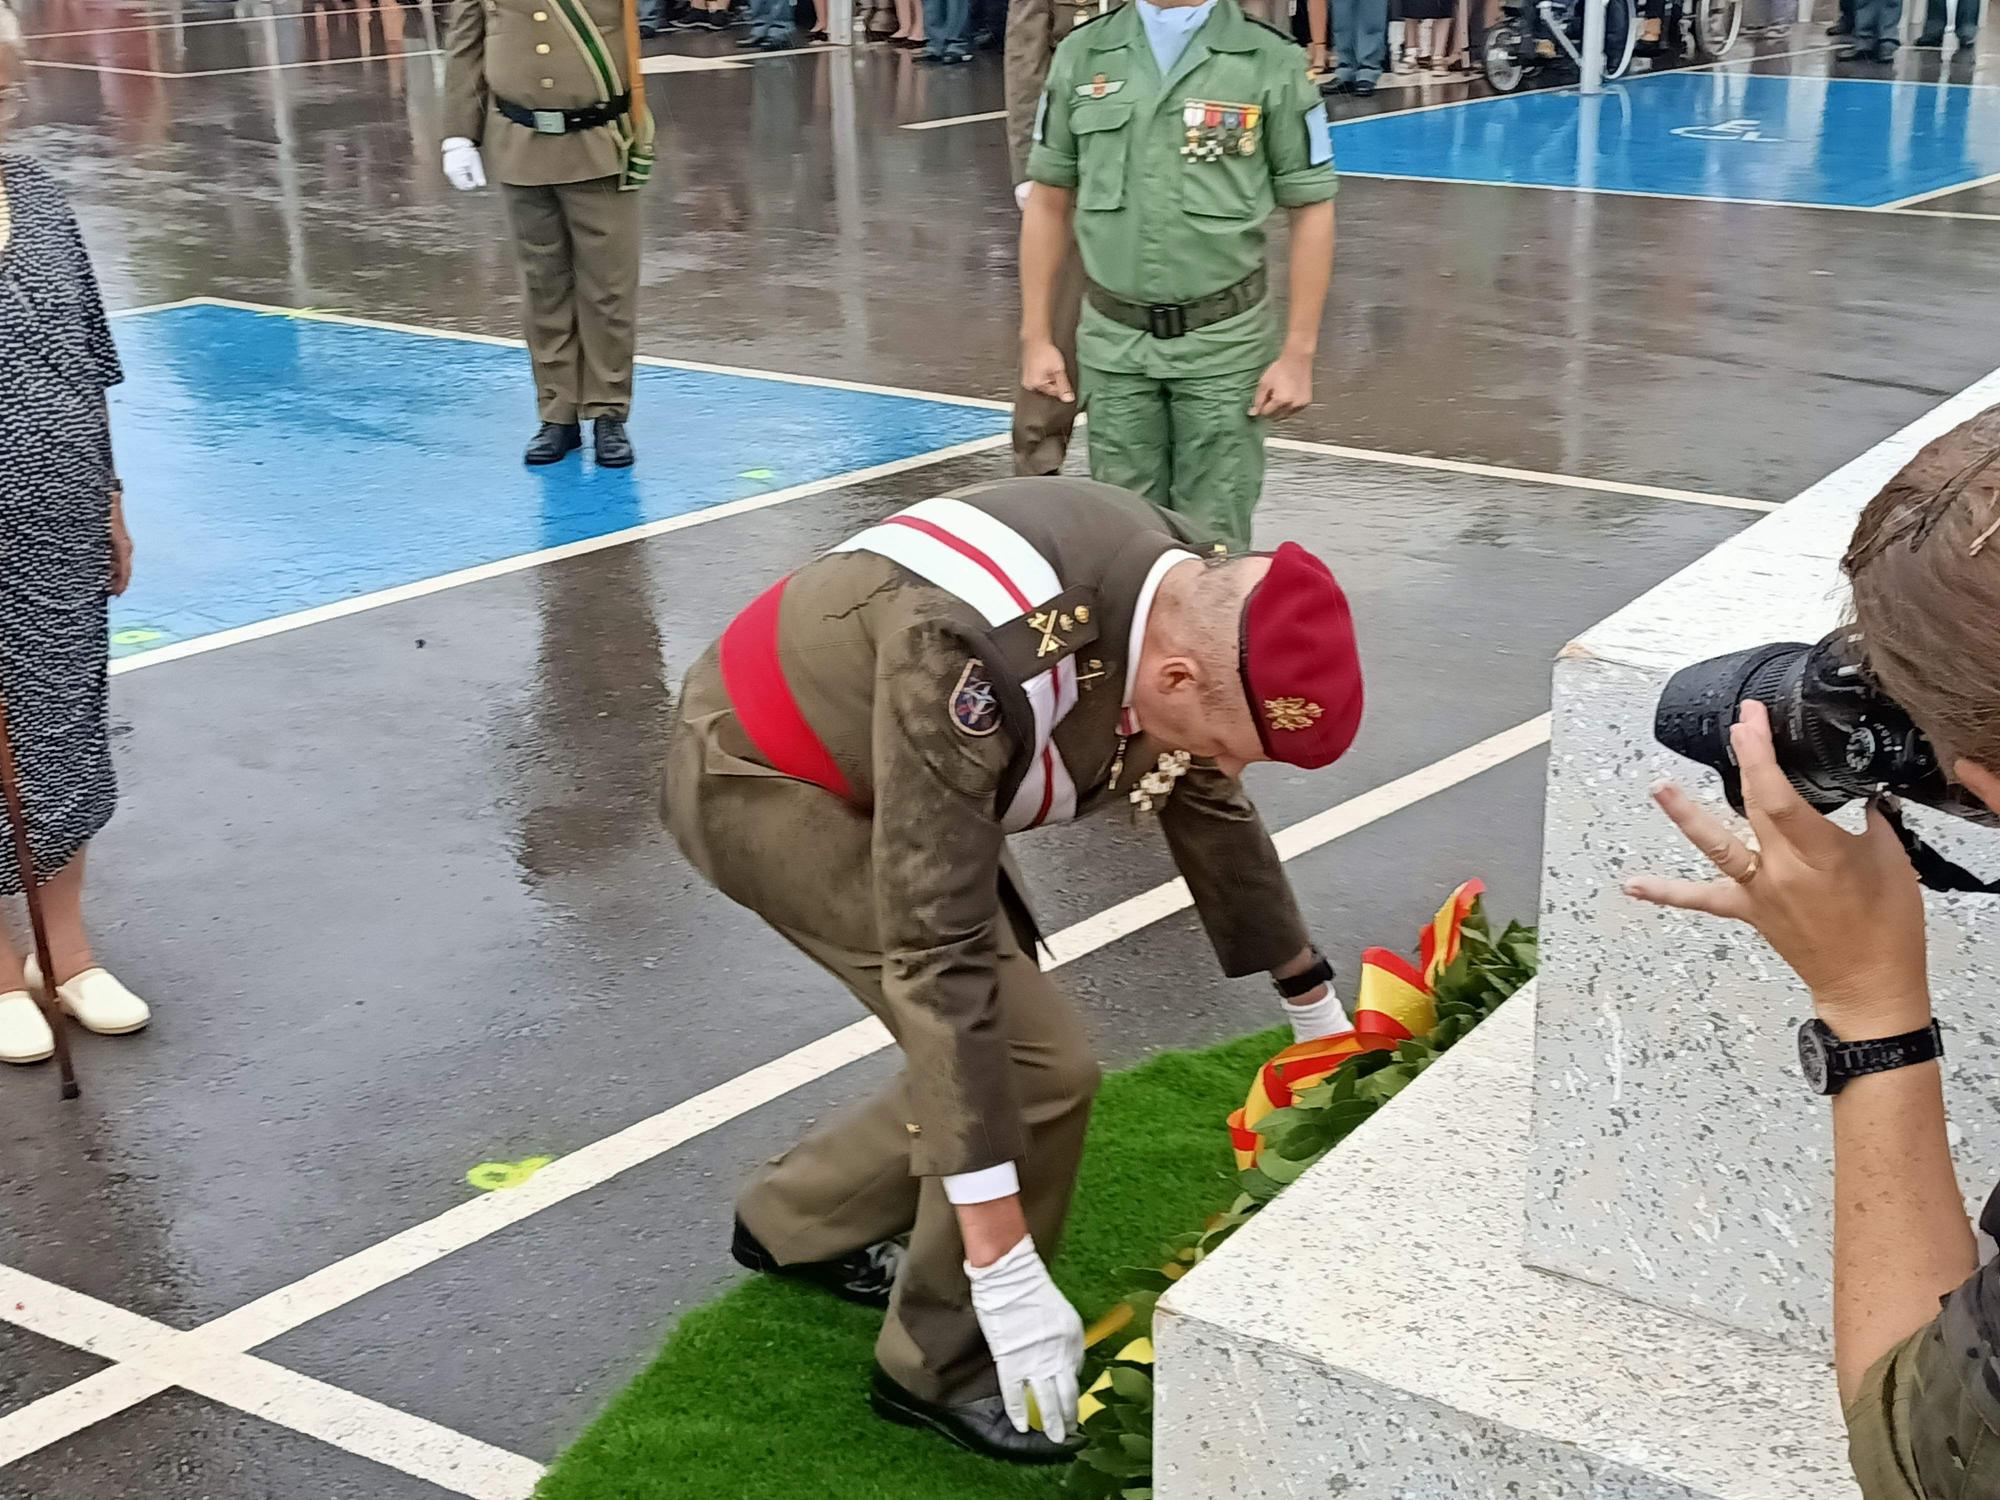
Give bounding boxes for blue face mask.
[1136,0,1219,71]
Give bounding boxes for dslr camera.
[1654,629,1999,890]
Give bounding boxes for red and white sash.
[834,498,1081,833]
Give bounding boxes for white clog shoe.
[23,958,151,1036]
[0,991,55,1064]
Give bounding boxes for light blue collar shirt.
[1136,0,1220,75]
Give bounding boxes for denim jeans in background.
[1921,0,1979,39]
[749,0,793,39]
[1332,0,1388,79]
[1852,0,1901,42]
[637,0,669,31]
[923,0,972,55]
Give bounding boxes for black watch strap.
[1798,1018,1943,1096]
[1273,946,1335,1000]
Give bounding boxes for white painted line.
[27,48,436,78]
[0,1266,543,1498]
[0,712,1549,1482]
[107,432,1010,676]
[1337,167,2000,222]
[901,107,1008,129]
[1044,713,1551,964]
[107,297,211,319]
[183,296,1013,410]
[1266,437,1777,512]
[641,51,749,71]
[1881,168,2000,209]
[24,7,323,37]
[0,1367,173,1469]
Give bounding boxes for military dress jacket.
[1026,0,1337,379]
[1847,1178,2000,1498]
[666,478,1312,1179]
[443,0,635,186]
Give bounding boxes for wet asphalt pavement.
[5,7,1999,1495]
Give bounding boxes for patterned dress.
[0,154,122,895]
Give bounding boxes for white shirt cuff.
[942,1161,1021,1205]
[1283,990,1349,1043]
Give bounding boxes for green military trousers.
[1080,363,1267,551]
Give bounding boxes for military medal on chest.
[1182,99,1261,162]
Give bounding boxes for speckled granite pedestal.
[1154,992,1853,1500]
[1154,371,2000,1499]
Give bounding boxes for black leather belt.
[496,91,631,135]
[1085,266,1268,340]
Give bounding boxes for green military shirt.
[1026,0,1337,379]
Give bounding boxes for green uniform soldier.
[663,477,1364,1462]
[1019,0,1336,549]
[1004,0,1115,476]
[442,0,654,468]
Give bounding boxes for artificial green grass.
[535,1025,1290,1500]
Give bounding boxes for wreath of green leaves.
[1068,898,1538,1499]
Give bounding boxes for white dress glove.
[1014,180,1034,210]
[965,1234,1084,1442]
[442,137,487,191]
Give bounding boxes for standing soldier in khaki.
[1003,0,1110,476]
[1019,0,1336,548]
[664,476,1364,1462]
[442,0,655,467]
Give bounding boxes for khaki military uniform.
[1846,1183,2000,1497]
[663,477,1311,1405]
[1005,0,1116,477]
[443,0,648,424]
[1029,1,1336,548]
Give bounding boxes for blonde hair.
[1844,404,2000,771]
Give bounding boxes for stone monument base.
[1153,988,1857,1500]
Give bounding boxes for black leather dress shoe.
[593,417,636,468]
[731,1217,903,1307]
[1874,37,1897,58]
[1914,29,1945,42]
[869,1368,1081,1464]
[524,421,582,465]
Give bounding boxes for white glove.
[442,137,487,191]
[965,1234,1084,1442]
[1014,180,1034,210]
[1284,988,1349,1042]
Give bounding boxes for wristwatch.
[1797,1018,1943,1096]
[1273,946,1335,1000]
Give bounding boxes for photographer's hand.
[1624,700,1929,1037]
[1626,699,1972,1407]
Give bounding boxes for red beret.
[1238,542,1363,769]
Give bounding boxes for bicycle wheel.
[1484,21,1527,89]
[1690,0,1741,57]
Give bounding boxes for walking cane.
[0,689,81,1100]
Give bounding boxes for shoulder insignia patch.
[950,660,1001,737]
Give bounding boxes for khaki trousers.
[664,699,1102,1405]
[1012,245,1085,477]
[501,175,642,424]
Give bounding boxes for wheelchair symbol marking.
[1671,117,1784,142]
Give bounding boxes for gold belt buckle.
[531,109,567,134]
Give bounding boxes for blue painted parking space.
[1336,72,2000,207]
[107,302,1007,656]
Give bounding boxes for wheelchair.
[1637,0,1744,62]
[1482,0,1638,91]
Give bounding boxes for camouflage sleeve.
[1846,1257,2000,1499]
[1157,766,1312,977]
[871,619,1029,1179]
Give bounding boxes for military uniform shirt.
[1026,0,1337,379]
[444,0,635,186]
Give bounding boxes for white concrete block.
[1155,990,1855,1500]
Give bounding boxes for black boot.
[731,1217,903,1307]
[524,421,582,465]
[868,1368,1081,1464]
[593,416,636,468]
